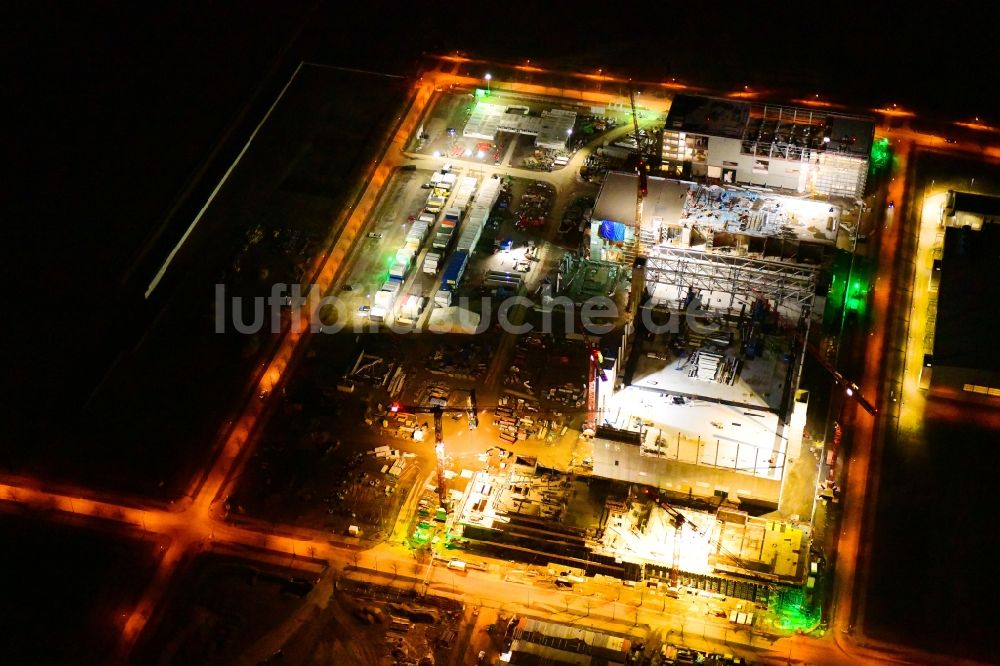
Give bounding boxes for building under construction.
[661,93,874,199]
[583,161,822,536]
[451,464,811,600]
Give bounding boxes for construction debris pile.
[425,341,489,380]
[492,394,567,445]
[370,445,408,479]
[544,382,587,408]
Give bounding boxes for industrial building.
[925,221,1000,400]
[662,94,874,199]
[593,490,809,584]
[463,101,577,150]
[584,165,820,513]
[503,617,630,665]
[942,189,1000,230]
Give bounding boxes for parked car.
[367,232,382,239]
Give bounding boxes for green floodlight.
[870,137,890,174]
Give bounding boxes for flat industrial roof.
[595,387,786,505]
[665,93,875,156]
[947,190,1000,217]
[593,172,688,229]
[935,223,1000,372]
[666,94,750,139]
[463,101,576,148]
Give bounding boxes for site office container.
[373,290,395,310]
[423,251,441,274]
[418,213,436,225]
[389,249,411,274]
[434,289,452,308]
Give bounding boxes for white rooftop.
[463,101,576,149]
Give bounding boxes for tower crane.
[626,84,649,327]
[652,492,753,587]
[389,390,479,510]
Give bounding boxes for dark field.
[863,153,1000,663]
[3,64,407,500]
[0,511,161,664]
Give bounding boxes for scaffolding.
[813,152,867,198]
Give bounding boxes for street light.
[484,73,491,94]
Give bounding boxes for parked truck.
[440,250,469,290]
[389,259,410,280]
[425,195,446,214]
[435,289,453,308]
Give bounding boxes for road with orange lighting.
[824,133,911,659]
[2,56,1000,664]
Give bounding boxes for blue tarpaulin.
[598,220,626,241]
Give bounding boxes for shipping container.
[423,251,441,274]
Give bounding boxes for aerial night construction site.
[8,5,1000,665]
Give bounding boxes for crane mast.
[626,85,648,326]
[390,389,479,511]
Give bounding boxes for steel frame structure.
[644,248,818,312]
